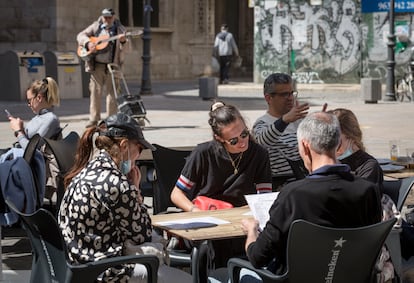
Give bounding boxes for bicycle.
[396,63,414,102]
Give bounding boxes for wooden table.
[384,168,414,180]
[151,206,252,241]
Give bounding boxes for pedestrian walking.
[213,24,239,84]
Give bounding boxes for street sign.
[362,0,414,13]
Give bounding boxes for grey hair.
[263,73,293,95]
[297,112,340,154]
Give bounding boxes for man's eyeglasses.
[225,129,249,146]
[269,91,298,99]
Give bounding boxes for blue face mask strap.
[337,140,353,160]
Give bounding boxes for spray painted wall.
[254,0,363,83]
[254,0,414,84]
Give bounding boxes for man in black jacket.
[241,111,382,277]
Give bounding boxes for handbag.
[192,196,234,210]
[233,56,243,68]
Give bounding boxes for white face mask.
[337,148,353,160]
[119,146,132,175]
[337,140,353,160]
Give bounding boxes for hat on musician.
[102,8,115,17]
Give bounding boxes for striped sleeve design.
[253,113,301,176]
[256,182,273,194]
[176,174,195,192]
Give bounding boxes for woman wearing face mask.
[59,113,192,283]
[329,108,399,282]
[329,108,383,186]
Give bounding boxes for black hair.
[263,73,293,95]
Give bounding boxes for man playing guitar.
[77,8,128,128]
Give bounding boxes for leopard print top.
[59,150,152,282]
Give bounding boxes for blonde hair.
[28,77,60,106]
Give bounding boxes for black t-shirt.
[175,140,272,206]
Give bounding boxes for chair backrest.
[286,218,396,283]
[43,131,79,173]
[42,131,80,210]
[285,158,307,180]
[151,144,192,214]
[382,179,401,207]
[5,199,69,283]
[397,176,414,210]
[23,134,45,209]
[382,176,414,211]
[275,148,307,180]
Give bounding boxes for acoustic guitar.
[77,30,143,61]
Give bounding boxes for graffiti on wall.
[361,12,414,81]
[255,0,362,83]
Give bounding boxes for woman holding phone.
[8,77,61,149]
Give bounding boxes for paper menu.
[244,192,279,230]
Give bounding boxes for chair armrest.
[168,250,192,267]
[69,254,159,283]
[227,258,288,283]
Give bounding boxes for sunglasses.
[269,91,298,99]
[225,129,249,146]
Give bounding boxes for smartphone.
[4,109,12,117]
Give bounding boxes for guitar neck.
[99,32,132,44]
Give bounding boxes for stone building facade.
[2,0,408,86]
[0,0,253,82]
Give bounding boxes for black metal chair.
[42,131,80,213]
[151,144,193,268]
[276,148,308,181]
[5,199,159,283]
[382,176,414,282]
[151,143,192,215]
[228,218,396,283]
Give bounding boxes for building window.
[119,0,159,27]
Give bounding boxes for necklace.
[226,150,244,175]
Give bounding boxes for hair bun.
[211,101,225,112]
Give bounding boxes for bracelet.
[189,205,197,212]
[14,130,23,137]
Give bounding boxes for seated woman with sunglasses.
[171,101,272,212]
[170,101,272,269]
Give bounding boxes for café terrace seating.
[5,199,159,283]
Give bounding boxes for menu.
[244,192,279,230]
